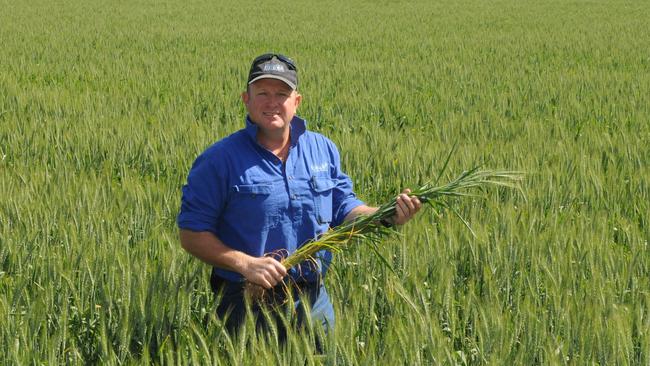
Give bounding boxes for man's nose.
[270,95,284,106]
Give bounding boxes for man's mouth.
[263,112,279,117]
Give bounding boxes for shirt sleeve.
[177,150,227,234]
[329,142,364,227]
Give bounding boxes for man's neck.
[257,127,291,159]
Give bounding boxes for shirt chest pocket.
[309,177,336,224]
[230,183,279,229]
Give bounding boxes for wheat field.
[1,0,648,364]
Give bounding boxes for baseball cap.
[247,53,298,90]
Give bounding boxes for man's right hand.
[240,256,288,289]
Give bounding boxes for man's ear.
[294,93,302,108]
[241,91,249,105]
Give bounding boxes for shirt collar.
[244,115,307,145]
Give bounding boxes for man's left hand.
[391,188,422,225]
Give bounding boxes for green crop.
[1,0,648,364]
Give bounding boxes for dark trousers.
[211,275,335,342]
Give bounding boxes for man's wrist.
[229,251,254,276]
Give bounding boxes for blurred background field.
[1,0,648,364]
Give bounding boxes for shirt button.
[291,194,297,199]
[288,176,294,180]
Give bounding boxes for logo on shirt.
[311,163,329,173]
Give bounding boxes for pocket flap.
[233,184,273,195]
[309,177,336,192]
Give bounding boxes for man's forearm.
[179,229,251,274]
[179,229,288,288]
[343,204,378,222]
[343,188,422,226]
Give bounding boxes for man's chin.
[257,119,288,131]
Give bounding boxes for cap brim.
[248,75,296,90]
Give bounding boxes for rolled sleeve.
[329,146,364,227]
[177,152,226,234]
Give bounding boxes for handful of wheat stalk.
[245,167,523,301]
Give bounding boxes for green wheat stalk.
[281,167,524,271]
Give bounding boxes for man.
[178,53,421,336]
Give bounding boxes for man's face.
[242,78,302,133]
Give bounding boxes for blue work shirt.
[177,116,364,282]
